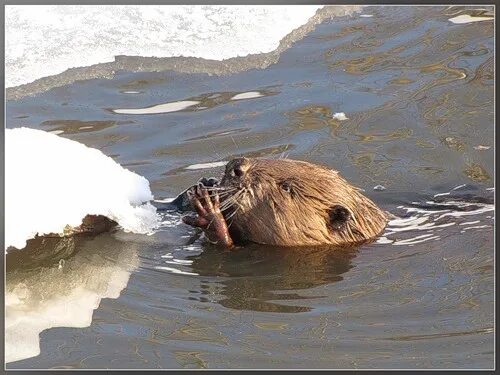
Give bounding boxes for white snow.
[332,112,349,121]
[113,100,200,115]
[185,161,228,170]
[5,127,159,250]
[449,14,493,24]
[5,5,325,87]
[231,91,264,100]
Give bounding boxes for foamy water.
[6,5,326,87]
[377,186,494,247]
[5,128,159,250]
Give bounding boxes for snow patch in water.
[332,112,349,121]
[449,14,494,24]
[113,100,200,115]
[231,91,264,100]
[5,127,159,250]
[185,161,228,170]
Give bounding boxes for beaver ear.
[328,205,351,230]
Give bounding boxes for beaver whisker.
[208,186,237,193]
[203,187,238,199]
[206,188,237,198]
[210,187,239,197]
[279,151,290,160]
[203,186,236,192]
[229,135,241,157]
[219,193,242,212]
[209,141,232,164]
[223,192,245,225]
[225,198,245,215]
[211,191,237,202]
[219,189,245,212]
[226,205,242,229]
[208,191,234,199]
[222,186,244,200]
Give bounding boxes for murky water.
[6,6,494,369]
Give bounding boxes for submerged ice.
[5,128,159,250]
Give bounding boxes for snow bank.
[5,128,159,250]
[6,5,324,87]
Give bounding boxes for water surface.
[6,6,494,369]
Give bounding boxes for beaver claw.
[182,184,234,248]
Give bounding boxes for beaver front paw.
[182,184,234,248]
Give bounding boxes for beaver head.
[218,157,388,247]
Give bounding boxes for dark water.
[6,6,494,369]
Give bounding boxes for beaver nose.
[227,157,250,178]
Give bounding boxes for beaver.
[181,157,388,248]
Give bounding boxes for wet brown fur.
[220,157,388,247]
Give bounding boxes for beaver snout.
[224,157,250,178]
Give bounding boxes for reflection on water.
[286,105,343,134]
[40,120,131,135]
[5,234,139,363]
[6,5,494,369]
[188,246,356,313]
[464,162,491,182]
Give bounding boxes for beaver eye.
[280,181,292,193]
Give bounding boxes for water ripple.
[378,186,493,246]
